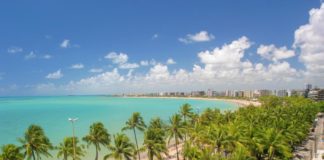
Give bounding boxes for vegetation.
[122,112,146,160]
[18,125,53,160]
[0,144,23,160]
[0,96,323,160]
[83,122,110,160]
[104,133,135,160]
[57,137,85,160]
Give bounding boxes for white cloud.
[146,64,170,80]
[60,39,70,48]
[46,70,63,79]
[166,58,176,65]
[43,54,52,59]
[179,31,215,44]
[32,36,304,95]
[89,68,103,73]
[140,60,149,66]
[24,51,37,60]
[119,63,139,69]
[152,34,159,39]
[294,3,324,83]
[105,52,128,64]
[150,59,157,65]
[7,46,23,53]
[71,63,84,69]
[257,44,295,62]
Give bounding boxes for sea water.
[0,96,236,159]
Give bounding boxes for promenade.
[294,113,324,160]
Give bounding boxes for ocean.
[0,96,237,159]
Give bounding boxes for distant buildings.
[122,83,323,101]
[308,89,324,101]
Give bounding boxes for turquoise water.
[0,96,236,159]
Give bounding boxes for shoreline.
[123,96,261,107]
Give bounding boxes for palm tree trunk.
[32,150,36,160]
[175,136,180,160]
[95,145,99,160]
[133,128,141,160]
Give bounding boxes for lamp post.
[68,118,78,160]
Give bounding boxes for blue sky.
[0,0,324,95]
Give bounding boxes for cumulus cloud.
[71,63,84,69]
[140,60,149,66]
[46,70,63,79]
[105,52,140,69]
[89,68,103,73]
[257,44,295,62]
[166,58,176,65]
[146,64,170,80]
[28,4,324,94]
[43,54,52,59]
[105,52,128,64]
[7,46,23,53]
[179,31,215,44]
[60,39,70,48]
[24,51,37,60]
[294,3,324,83]
[119,63,139,69]
[152,34,158,39]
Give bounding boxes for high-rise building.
[308,89,324,101]
[276,90,288,97]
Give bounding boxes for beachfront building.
[243,90,254,99]
[308,89,324,101]
[259,89,272,97]
[191,91,206,97]
[276,90,288,97]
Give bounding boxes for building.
[308,89,324,101]
[191,91,206,97]
[243,90,254,99]
[259,89,272,97]
[276,90,288,97]
[235,91,244,97]
[207,89,213,97]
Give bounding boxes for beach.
[126,96,261,107]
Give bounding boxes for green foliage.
[122,112,146,160]
[0,144,24,160]
[57,137,85,160]
[83,122,110,160]
[18,125,53,160]
[142,118,168,160]
[104,133,135,160]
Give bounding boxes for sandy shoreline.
[124,96,261,107]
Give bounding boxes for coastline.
[124,96,261,107]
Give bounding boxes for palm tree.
[166,114,185,160]
[0,144,24,160]
[18,125,53,160]
[256,128,292,160]
[83,122,110,160]
[143,128,167,160]
[104,133,135,160]
[122,112,146,160]
[57,137,85,160]
[179,103,193,141]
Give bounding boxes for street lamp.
[68,117,78,160]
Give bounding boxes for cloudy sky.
[0,0,323,96]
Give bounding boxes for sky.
[0,0,324,96]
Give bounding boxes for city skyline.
[1,1,324,96]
